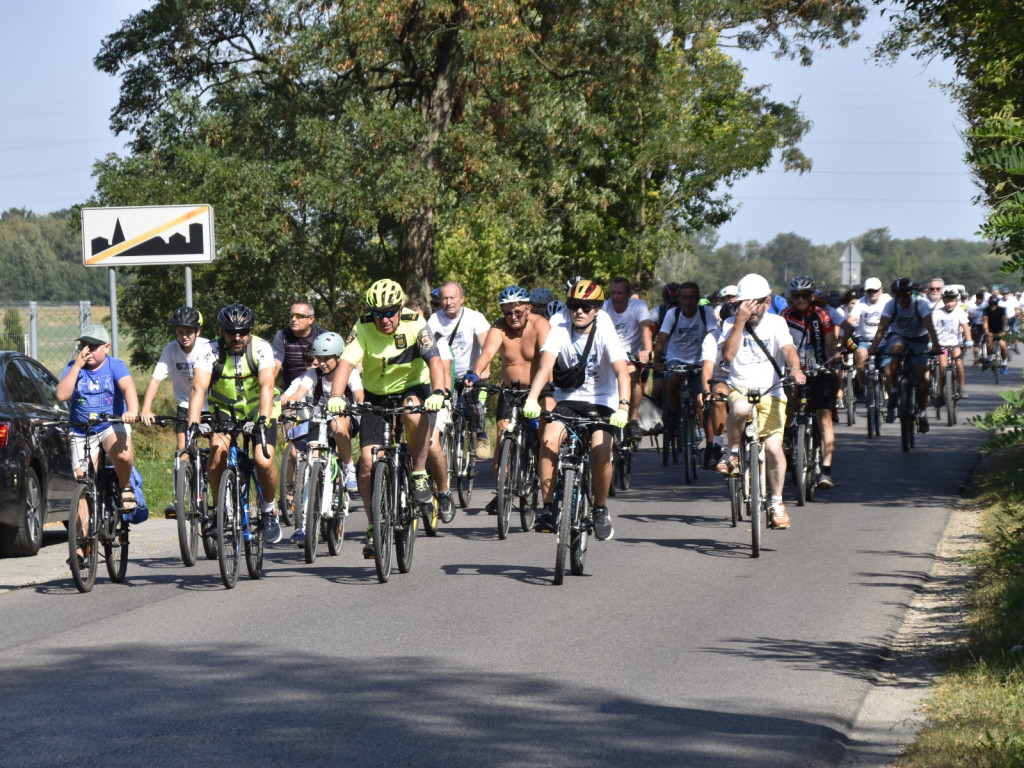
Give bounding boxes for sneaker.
[202,511,217,536]
[344,463,358,493]
[363,526,375,559]
[439,492,455,524]
[1003,364,1010,375]
[412,474,433,504]
[768,502,790,529]
[917,410,930,434]
[476,435,491,460]
[534,506,558,533]
[816,472,834,490]
[959,388,969,399]
[164,504,177,519]
[290,528,305,547]
[703,448,714,470]
[485,496,498,515]
[593,506,614,541]
[262,512,283,544]
[716,452,739,476]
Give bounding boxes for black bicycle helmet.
[216,303,255,331]
[170,306,202,329]
[891,277,914,295]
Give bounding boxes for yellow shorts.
[727,389,786,442]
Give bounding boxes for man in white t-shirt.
[933,287,973,399]
[603,276,652,438]
[523,280,630,542]
[141,306,212,517]
[840,277,891,396]
[717,274,805,530]
[1000,287,1021,348]
[427,281,492,457]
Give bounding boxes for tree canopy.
[90,0,869,365]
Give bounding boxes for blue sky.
[0,3,984,248]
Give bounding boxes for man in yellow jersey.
[188,303,282,543]
[327,279,449,558]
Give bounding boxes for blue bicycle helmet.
[546,300,566,319]
[529,287,554,306]
[499,285,530,305]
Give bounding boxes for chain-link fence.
[0,301,93,374]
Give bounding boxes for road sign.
[840,242,863,286]
[81,205,215,266]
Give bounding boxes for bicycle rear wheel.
[303,466,324,564]
[175,459,200,567]
[554,469,574,585]
[277,446,295,527]
[103,475,129,583]
[395,471,416,574]
[728,476,741,527]
[216,468,241,589]
[325,474,347,555]
[69,483,98,593]
[370,461,394,582]
[456,424,476,508]
[519,444,538,532]
[844,373,856,426]
[748,443,762,558]
[617,441,632,491]
[243,478,264,581]
[944,366,957,426]
[495,437,516,540]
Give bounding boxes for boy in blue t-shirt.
[56,324,140,561]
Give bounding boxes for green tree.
[92,0,868,365]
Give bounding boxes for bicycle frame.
[213,420,269,589]
[296,403,348,563]
[664,363,702,482]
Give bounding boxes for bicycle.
[937,345,962,427]
[447,380,478,508]
[351,400,427,583]
[291,403,349,563]
[891,349,928,453]
[208,418,272,589]
[840,353,856,427]
[863,355,886,439]
[175,413,217,566]
[542,409,614,585]
[663,363,702,484]
[62,414,133,593]
[928,352,943,421]
[485,384,540,538]
[725,378,791,558]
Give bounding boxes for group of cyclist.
[61,269,1014,576]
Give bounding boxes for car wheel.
[0,467,45,557]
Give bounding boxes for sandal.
[120,486,138,513]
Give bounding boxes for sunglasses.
[371,307,400,319]
[567,302,600,313]
[791,292,812,300]
[225,329,251,338]
[291,312,312,320]
[896,292,912,298]
[502,305,528,319]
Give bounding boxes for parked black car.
[0,351,75,556]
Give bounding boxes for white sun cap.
[735,273,771,301]
[863,277,882,291]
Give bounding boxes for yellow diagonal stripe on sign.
[85,206,209,265]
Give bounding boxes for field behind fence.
[0,301,116,374]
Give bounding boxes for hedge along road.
[0,362,1002,767]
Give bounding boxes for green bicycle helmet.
[365,279,405,310]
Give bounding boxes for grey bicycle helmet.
[170,306,202,329]
[546,299,566,319]
[499,285,530,305]
[216,303,254,331]
[787,275,815,296]
[311,331,345,357]
[529,287,554,306]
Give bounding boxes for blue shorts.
[886,335,930,368]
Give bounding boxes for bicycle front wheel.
[217,467,241,589]
[244,475,264,581]
[495,437,516,540]
[69,483,98,593]
[175,459,200,567]
[570,481,590,577]
[103,475,129,583]
[519,443,538,532]
[394,470,416,574]
[728,476,741,527]
[748,443,762,558]
[303,465,324,564]
[845,373,856,426]
[793,423,809,506]
[278,446,294,527]
[681,411,694,484]
[899,378,915,452]
[370,460,394,583]
[457,425,476,508]
[325,473,347,556]
[554,468,574,585]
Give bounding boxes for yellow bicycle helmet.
[365,279,405,310]
[566,279,605,303]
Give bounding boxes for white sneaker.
[344,462,358,493]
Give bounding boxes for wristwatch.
[618,399,630,407]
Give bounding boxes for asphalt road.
[0,361,1007,767]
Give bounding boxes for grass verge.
[896,447,1024,767]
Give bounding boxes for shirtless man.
[464,285,552,514]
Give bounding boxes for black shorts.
[808,371,839,412]
[359,385,431,448]
[553,399,614,419]
[210,409,278,446]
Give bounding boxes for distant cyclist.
[603,276,653,438]
[932,287,972,399]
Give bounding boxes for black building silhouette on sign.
[91,219,205,257]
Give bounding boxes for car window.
[3,358,43,405]
[17,357,65,410]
